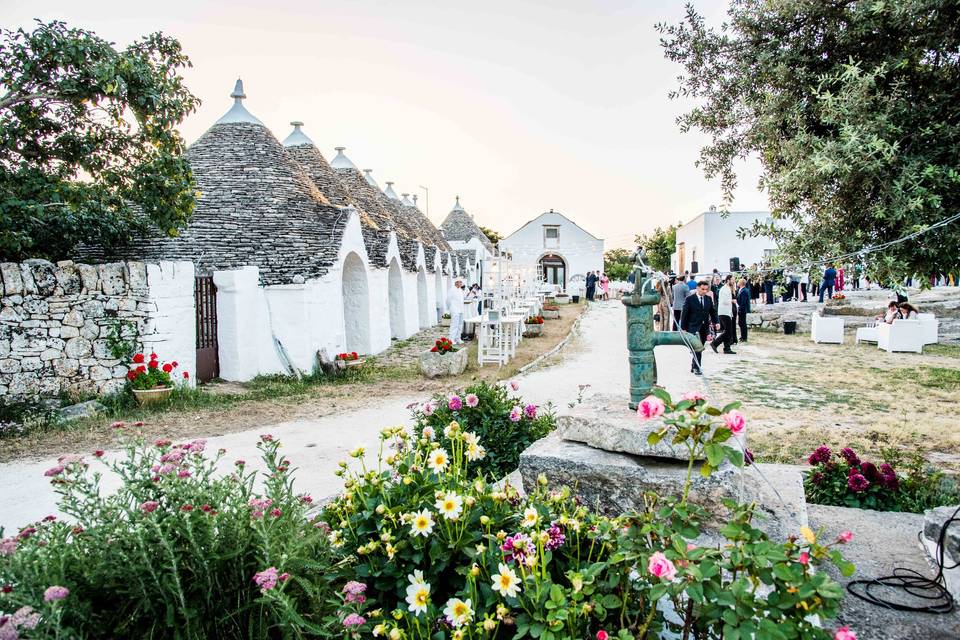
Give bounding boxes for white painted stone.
[63,309,84,327]
[64,337,93,358]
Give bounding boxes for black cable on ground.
[846,504,960,614]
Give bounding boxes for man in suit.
[681,280,718,375]
[736,277,751,343]
[585,271,597,301]
[819,264,837,302]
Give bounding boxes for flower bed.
[804,445,960,513]
[542,305,560,320]
[523,315,544,337]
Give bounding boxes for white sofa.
[877,319,923,353]
[811,313,844,344]
[917,313,939,345]
[855,324,879,344]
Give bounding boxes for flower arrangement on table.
[524,315,544,325]
[831,292,846,300]
[337,352,360,362]
[430,337,457,354]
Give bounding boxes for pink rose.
[647,551,677,581]
[834,626,857,640]
[681,391,705,402]
[798,551,810,566]
[722,410,746,434]
[466,393,479,407]
[838,530,853,544]
[509,406,522,422]
[637,396,665,420]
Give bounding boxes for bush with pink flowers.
[0,432,337,638]
[411,380,555,478]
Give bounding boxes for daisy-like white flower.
[435,492,464,521]
[521,507,540,529]
[428,448,450,474]
[409,509,435,537]
[405,571,431,615]
[421,426,435,441]
[328,530,344,547]
[466,442,486,462]
[491,563,521,598]
[463,431,479,446]
[443,597,474,628]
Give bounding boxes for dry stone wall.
[0,259,195,401]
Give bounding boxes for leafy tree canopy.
[478,225,502,247]
[0,20,199,261]
[634,225,677,273]
[659,0,960,283]
[603,248,634,281]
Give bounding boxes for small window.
[545,227,559,239]
[544,226,560,248]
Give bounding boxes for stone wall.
[0,259,195,402]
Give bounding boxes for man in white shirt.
[447,279,465,344]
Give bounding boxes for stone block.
[0,339,9,358]
[0,307,22,323]
[77,264,99,292]
[92,339,113,359]
[746,312,763,327]
[54,263,82,295]
[40,349,61,361]
[25,259,57,296]
[10,333,44,352]
[64,337,93,358]
[126,261,148,289]
[7,372,39,397]
[54,358,79,377]
[82,299,105,318]
[418,348,469,378]
[559,394,721,461]
[63,309,84,327]
[81,321,100,340]
[924,505,960,563]
[0,263,23,296]
[0,358,20,373]
[98,262,127,295]
[60,326,80,339]
[112,364,129,378]
[19,264,37,295]
[20,357,43,372]
[23,298,48,315]
[58,399,106,422]
[89,365,113,381]
[38,377,61,397]
[99,378,126,396]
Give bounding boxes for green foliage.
[478,225,503,246]
[0,434,336,638]
[658,1,960,283]
[804,445,960,513]
[104,319,138,364]
[603,248,634,281]
[0,20,199,260]
[411,381,556,479]
[634,225,676,273]
[314,390,852,639]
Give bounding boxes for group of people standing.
[664,272,751,375]
[585,271,609,301]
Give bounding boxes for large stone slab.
[559,394,706,461]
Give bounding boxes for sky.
[1,0,767,249]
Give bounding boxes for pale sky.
[2,0,767,249]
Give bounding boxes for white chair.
[877,320,923,353]
[811,313,844,344]
[917,313,939,345]
[855,323,879,344]
[478,312,507,366]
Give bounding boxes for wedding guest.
[898,302,919,320]
[736,277,750,343]
[711,274,736,354]
[672,272,690,330]
[819,264,837,302]
[446,279,465,345]
[681,280,718,376]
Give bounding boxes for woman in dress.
[898,302,919,319]
[600,273,610,300]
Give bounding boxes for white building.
[671,210,777,275]
[499,210,604,294]
[439,197,495,286]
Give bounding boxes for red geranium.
[148,360,158,369]
[132,353,145,364]
[127,352,183,391]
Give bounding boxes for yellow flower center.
[415,590,428,606]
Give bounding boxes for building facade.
[498,210,604,294]
[671,210,776,275]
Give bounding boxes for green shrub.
[0,430,336,638]
[411,381,555,479]
[804,445,960,513]
[314,390,854,639]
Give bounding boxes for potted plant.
[418,337,468,378]
[524,315,545,337]
[831,292,847,301]
[555,292,570,305]
[336,352,365,368]
[440,313,451,327]
[127,352,185,406]
[542,304,560,320]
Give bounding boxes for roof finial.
[452,196,464,212]
[215,78,263,125]
[282,121,313,147]
[231,78,246,100]
[363,169,379,188]
[384,181,400,200]
[330,146,358,170]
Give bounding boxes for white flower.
[428,448,450,474]
[405,571,431,615]
[491,563,521,598]
[409,509,435,537]
[435,492,464,521]
[466,443,486,462]
[328,529,344,547]
[443,597,474,628]
[521,507,540,529]
[463,431,479,446]
[421,426,435,441]
[422,402,436,416]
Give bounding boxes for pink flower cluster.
[422,401,437,416]
[448,395,463,411]
[0,538,16,557]
[252,567,289,593]
[524,404,538,419]
[248,498,274,519]
[722,410,746,435]
[637,396,665,419]
[43,586,70,602]
[0,605,40,637]
[834,626,857,640]
[509,405,523,422]
[465,393,479,407]
[343,613,366,628]
[343,580,367,604]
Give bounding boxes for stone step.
[922,504,960,604]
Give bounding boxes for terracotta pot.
[132,387,173,406]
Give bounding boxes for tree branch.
[0,92,60,111]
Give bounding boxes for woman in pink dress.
[836,266,845,292]
[600,273,610,300]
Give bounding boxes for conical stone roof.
[440,197,495,254]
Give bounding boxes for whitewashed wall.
[143,261,197,388]
[499,211,604,292]
[673,211,777,275]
